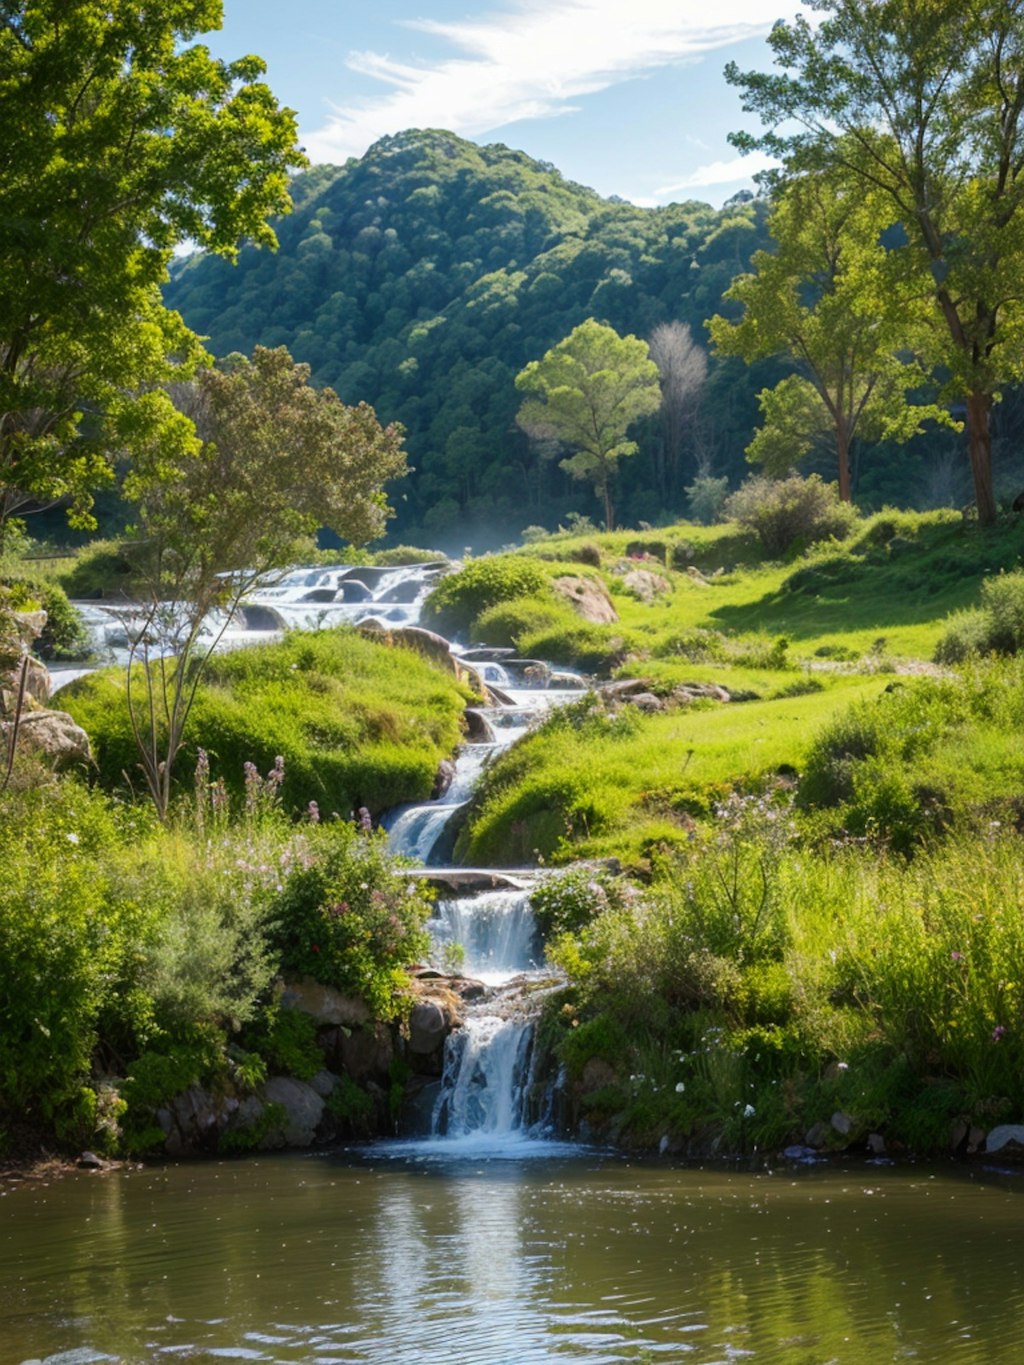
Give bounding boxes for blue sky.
[208,1,802,207]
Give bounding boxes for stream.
[18,562,1024,1363]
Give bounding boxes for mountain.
[165,129,775,545]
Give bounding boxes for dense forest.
[164,129,1024,548]
[165,130,776,544]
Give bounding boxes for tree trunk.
[835,422,852,503]
[601,480,615,532]
[965,390,998,526]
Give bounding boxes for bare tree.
[648,322,707,502]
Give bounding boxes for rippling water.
[4,1151,1024,1364]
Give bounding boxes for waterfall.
[429,888,541,984]
[432,1014,536,1139]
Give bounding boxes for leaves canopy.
[0,0,305,542]
[708,170,954,499]
[515,319,661,530]
[726,0,1024,522]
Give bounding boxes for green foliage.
[248,1006,322,1082]
[164,130,773,544]
[515,319,662,530]
[935,569,1024,662]
[530,866,637,941]
[326,1074,375,1136]
[422,557,548,638]
[52,539,142,599]
[0,0,304,546]
[0,573,88,659]
[685,475,730,525]
[470,596,569,649]
[60,627,468,817]
[724,473,858,557]
[266,823,432,1020]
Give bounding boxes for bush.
[724,473,858,557]
[372,545,448,566]
[530,865,638,940]
[685,474,730,525]
[471,596,568,649]
[935,570,1024,662]
[265,823,433,1019]
[53,538,142,599]
[0,575,88,658]
[421,556,548,638]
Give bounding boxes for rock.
[263,1076,325,1147]
[377,579,423,604]
[278,976,372,1028]
[309,1069,339,1098]
[337,580,372,602]
[324,1021,394,1084]
[621,568,671,603]
[16,656,51,706]
[600,677,653,701]
[388,625,458,673]
[866,1132,887,1155]
[77,1150,106,1169]
[8,709,92,771]
[626,691,664,713]
[238,602,287,631]
[160,1084,239,1156]
[408,1000,449,1055]
[463,708,495,743]
[432,757,456,799]
[12,609,47,646]
[831,1110,855,1136]
[686,565,710,585]
[783,1144,821,1162]
[551,575,618,624]
[804,1121,829,1149]
[950,1117,985,1154]
[984,1123,1024,1156]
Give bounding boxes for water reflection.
[3,1156,1024,1363]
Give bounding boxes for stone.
[77,1150,106,1169]
[831,1110,855,1136]
[866,1132,886,1155]
[263,1076,325,1147]
[408,1000,449,1055]
[8,709,92,771]
[278,976,371,1028]
[626,691,665,713]
[334,1022,395,1084]
[686,565,710,585]
[804,1121,829,1149]
[621,568,671,603]
[551,575,619,624]
[308,1069,339,1098]
[432,757,456,799]
[388,625,458,674]
[984,1123,1024,1156]
[950,1118,985,1154]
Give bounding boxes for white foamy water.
[429,888,541,985]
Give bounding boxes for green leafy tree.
[515,319,661,530]
[708,173,953,501]
[0,0,305,547]
[727,0,1024,524]
[122,346,407,820]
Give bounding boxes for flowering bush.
[266,822,433,1018]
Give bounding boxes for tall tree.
[0,0,304,546]
[515,319,661,531]
[727,0,1024,524]
[647,322,707,501]
[708,172,952,499]
[122,346,407,820]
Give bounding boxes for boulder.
[308,1069,339,1098]
[23,657,52,705]
[263,1076,325,1147]
[552,575,618,624]
[278,976,372,1028]
[9,709,92,771]
[433,757,457,799]
[324,1021,394,1084]
[626,691,665,713]
[621,568,671,603]
[984,1123,1024,1156]
[158,1084,239,1156]
[408,1000,449,1055]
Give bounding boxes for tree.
[121,347,408,820]
[647,322,708,502]
[515,319,661,530]
[726,0,1024,524]
[708,172,953,500]
[0,1,305,547]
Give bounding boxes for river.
[4,1154,1024,1363]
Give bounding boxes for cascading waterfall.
[429,888,541,984]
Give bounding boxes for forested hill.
[165,128,774,545]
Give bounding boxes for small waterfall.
[429,888,541,984]
[384,743,496,864]
[432,1014,536,1139]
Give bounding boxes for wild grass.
[61,626,471,817]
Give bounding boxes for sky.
[207,0,805,208]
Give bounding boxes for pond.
[4,1149,1023,1364]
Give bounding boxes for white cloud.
[302,0,801,162]
[654,149,779,196]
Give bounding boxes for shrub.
[0,575,88,658]
[530,865,638,940]
[471,596,567,649]
[422,557,549,638]
[53,538,141,599]
[934,609,991,664]
[935,570,1024,662]
[685,474,730,525]
[265,822,433,1019]
[372,545,448,566]
[724,473,858,557]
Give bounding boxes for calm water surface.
[3,1148,1023,1364]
